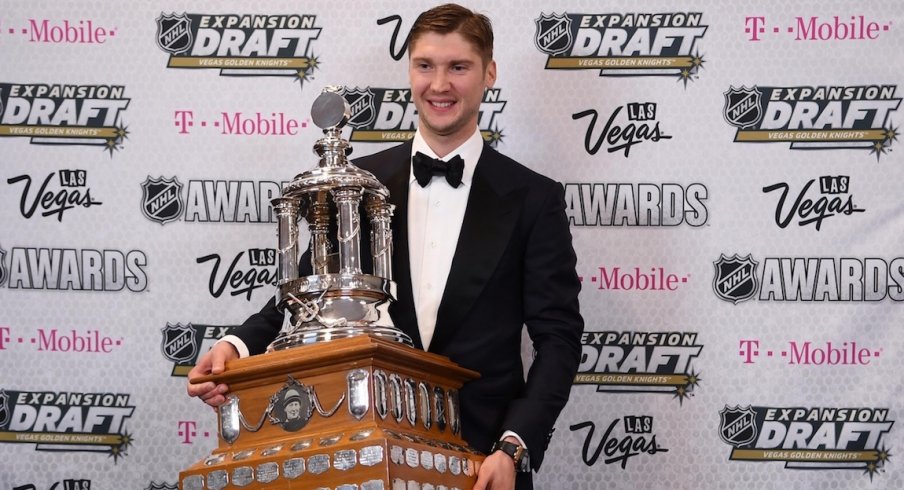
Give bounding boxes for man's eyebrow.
[410,56,475,65]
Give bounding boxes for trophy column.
[367,196,393,281]
[333,187,363,275]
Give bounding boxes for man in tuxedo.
[188,4,583,489]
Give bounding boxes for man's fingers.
[199,384,228,401]
[210,352,227,375]
[472,463,491,490]
[187,381,214,398]
[209,342,238,375]
[199,387,219,402]
[203,394,225,407]
[473,453,515,490]
[195,384,229,407]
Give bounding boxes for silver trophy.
[267,87,412,350]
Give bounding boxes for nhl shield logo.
[713,253,759,304]
[141,176,184,225]
[343,87,377,128]
[723,86,763,129]
[719,405,758,447]
[534,13,573,56]
[0,246,7,287]
[156,12,193,55]
[161,323,198,363]
[0,389,10,428]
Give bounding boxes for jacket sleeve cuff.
[500,430,527,450]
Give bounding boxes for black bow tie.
[412,152,464,188]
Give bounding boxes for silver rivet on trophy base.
[320,433,343,446]
[261,445,282,457]
[232,449,254,461]
[204,453,225,466]
[351,429,374,441]
[291,439,313,451]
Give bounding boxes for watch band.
[491,440,530,472]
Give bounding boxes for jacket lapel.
[428,145,524,353]
[378,141,424,349]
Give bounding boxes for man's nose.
[430,70,450,92]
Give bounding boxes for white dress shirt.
[409,128,526,450]
[408,127,483,351]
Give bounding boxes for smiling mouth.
[430,100,455,109]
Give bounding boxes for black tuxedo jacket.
[233,141,583,480]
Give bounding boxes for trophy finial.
[311,86,350,131]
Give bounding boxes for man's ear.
[485,59,497,88]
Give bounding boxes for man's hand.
[473,437,519,490]
[186,342,239,407]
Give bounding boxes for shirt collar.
[410,127,483,187]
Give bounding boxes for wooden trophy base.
[180,335,484,490]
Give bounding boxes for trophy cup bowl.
[268,87,412,350]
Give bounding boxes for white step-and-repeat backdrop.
[1,1,902,489]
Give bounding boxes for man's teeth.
[432,101,453,108]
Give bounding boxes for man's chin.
[422,120,466,138]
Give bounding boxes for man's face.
[409,31,496,146]
[286,400,301,419]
